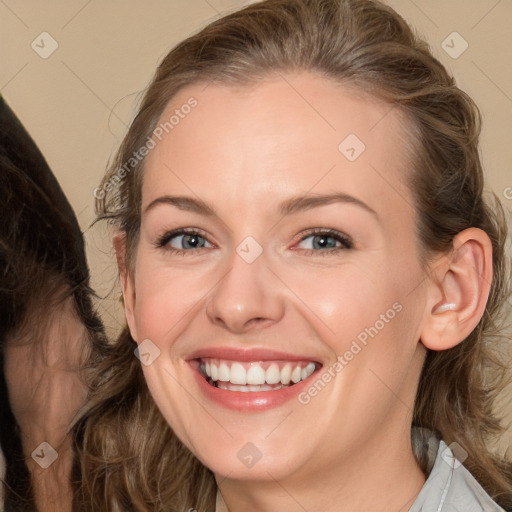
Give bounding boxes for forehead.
[142,71,415,222]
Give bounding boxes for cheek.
[300,266,421,425]
[132,250,224,351]
[286,259,421,382]
[132,247,422,364]
[278,260,403,343]
[133,267,199,342]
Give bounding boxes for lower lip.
[189,361,320,412]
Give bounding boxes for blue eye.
[156,229,213,254]
[155,227,353,256]
[296,229,353,254]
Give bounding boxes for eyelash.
[294,228,353,255]
[154,227,353,256]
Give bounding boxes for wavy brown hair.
[72,0,512,510]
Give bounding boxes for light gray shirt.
[409,437,506,512]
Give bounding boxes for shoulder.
[409,438,506,512]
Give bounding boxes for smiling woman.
[71,0,512,511]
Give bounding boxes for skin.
[4,289,88,512]
[115,71,492,511]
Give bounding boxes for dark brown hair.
[0,95,107,510]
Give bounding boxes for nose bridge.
[205,237,284,332]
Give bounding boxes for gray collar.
[409,429,505,511]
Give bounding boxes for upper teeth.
[200,358,317,386]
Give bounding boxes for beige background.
[1,0,511,448]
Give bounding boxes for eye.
[155,228,214,255]
[154,227,353,256]
[295,229,353,255]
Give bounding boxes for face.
[121,72,430,483]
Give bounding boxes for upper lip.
[187,347,322,364]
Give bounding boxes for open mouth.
[196,358,321,392]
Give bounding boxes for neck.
[215,425,426,512]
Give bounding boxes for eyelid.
[154,227,353,255]
[154,227,215,253]
[293,228,353,252]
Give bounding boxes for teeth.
[218,362,230,382]
[280,364,292,385]
[265,363,281,384]
[247,365,266,385]
[210,362,218,381]
[291,366,302,383]
[217,383,281,392]
[301,362,316,381]
[230,362,246,385]
[200,358,318,389]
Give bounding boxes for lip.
[186,347,323,412]
[187,347,321,363]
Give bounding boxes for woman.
[72,0,512,510]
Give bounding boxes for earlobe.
[113,230,139,342]
[420,228,493,351]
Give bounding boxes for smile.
[199,358,317,392]
[187,348,323,411]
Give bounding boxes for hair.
[0,95,108,510]
[72,0,512,510]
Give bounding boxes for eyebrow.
[279,193,378,218]
[144,192,378,219]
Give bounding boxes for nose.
[205,245,285,333]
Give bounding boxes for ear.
[420,227,493,351]
[113,230,139,342]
